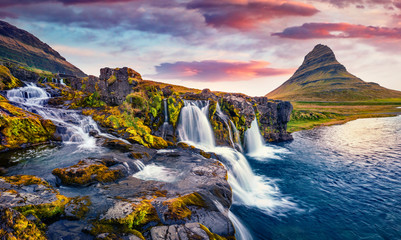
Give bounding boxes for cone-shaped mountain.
[266,44,401,101]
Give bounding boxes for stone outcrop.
[70,67,142,106]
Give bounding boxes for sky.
[1,0,401,96]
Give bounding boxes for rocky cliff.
[66,67,293,144]
[0,21,86,77]
[267,44,401,101]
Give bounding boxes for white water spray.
[177,101,215,149]
[244,119,289,160]
[6,83,117,150]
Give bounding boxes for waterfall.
[177,100,215,149]
[244,119,287,160]
[213,200,252,240]
[244,119,265,154]
[6,83,115,150]
[161,99,169,139]
[177,100,295,217]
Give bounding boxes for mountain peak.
[305,44,336,63]
[266,44,401,101]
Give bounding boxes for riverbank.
[287,99,401,132]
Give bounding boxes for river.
[236,115,401,240]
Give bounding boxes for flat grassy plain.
[288,98,401,132]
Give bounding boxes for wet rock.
[150,222,222,240]
[99,138,133,152]
[52,158,126,186]
[0,206,47,239]
[100,149,234,238]
[0,175,84,224]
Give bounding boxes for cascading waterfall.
[244,119,288,160]
[177,100,215,149]
[177,100,296,224]
[6,83,118,150]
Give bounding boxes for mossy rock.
[0,100,57,151]
[52,159,123,186]
[0,206,47,240]
[162,193,205,221]
[0,65,22,90]
[0,175,72,222]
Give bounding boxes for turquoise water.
[235,116,401,240]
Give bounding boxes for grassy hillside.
[0,20,86,77]
[288,99,401,132]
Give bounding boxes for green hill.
[0,20,86,77]
[266,44,401,101]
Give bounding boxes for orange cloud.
[153,60,294,82]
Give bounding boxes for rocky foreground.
[0,65,293,239]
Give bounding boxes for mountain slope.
[266,44,401,101]
[0,20,86,77]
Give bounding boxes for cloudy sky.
[2,0,401,96]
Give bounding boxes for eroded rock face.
[254,97,293,141]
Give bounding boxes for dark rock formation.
[70,67,142,106]
[267,44,401,101]
[254,97,293,141]
[97,148,235,239]
[0,20,86,77]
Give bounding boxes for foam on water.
[133,163,178,182]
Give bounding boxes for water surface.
[235,116,401,240]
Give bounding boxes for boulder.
[52,158,126,186]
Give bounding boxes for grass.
[288,99,401,132]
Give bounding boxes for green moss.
[107,74,117,85]
[66,196,91,219]
[99,199,159,233]
[199,224,229,240]
[167,96,183,127]
[0,100,57,151]
[0,207,47,240]
[52,160,122,185]
[0,65,22,90]
[0,175,50,187]
[163,193,205,221]
[15,194,70,220]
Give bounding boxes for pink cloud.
[311,0,401,9]
[272,22,401,39]
[153,60,294,82]
[187,0,319,30]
